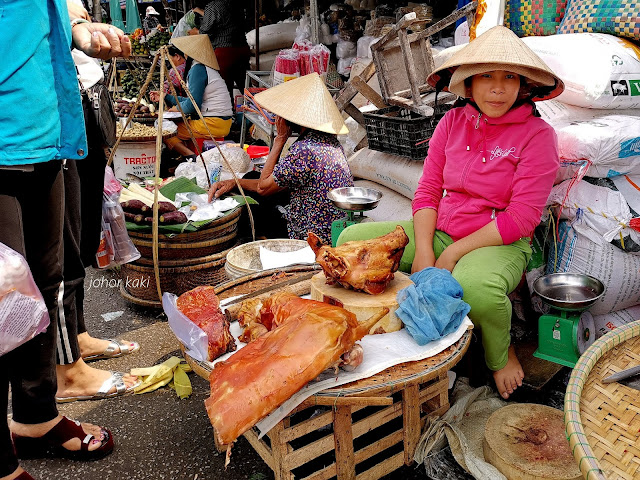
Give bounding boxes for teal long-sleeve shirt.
[165,63,208,116]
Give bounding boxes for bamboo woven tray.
[565,320,640,480]
[183,263,471,397]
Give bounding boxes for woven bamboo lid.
[565,320,640,480]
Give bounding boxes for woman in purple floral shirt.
[208,73,353,244]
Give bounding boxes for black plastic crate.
[363,106,446,161]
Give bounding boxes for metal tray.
[327,187,383,211]
[533,273,605,311]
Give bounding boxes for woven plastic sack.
[0,243,50,356]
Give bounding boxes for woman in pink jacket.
[338,26,564,399]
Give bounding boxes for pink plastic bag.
[0,243,50,356]
[273,49,301,85]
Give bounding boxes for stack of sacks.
[336,38,356,76]
[246,22,300,72]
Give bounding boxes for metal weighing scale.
[328,187,383,246]
[532,273,605,368]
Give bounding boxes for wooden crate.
[370,2,477,117]
[242,372,452,480]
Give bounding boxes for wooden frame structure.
[370,2,478,116]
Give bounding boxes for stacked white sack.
[546,178,640,252]
[522,33,640,110]
[544,221,640,315]
[537,100,640,181]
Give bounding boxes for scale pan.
[533,273,605,311]
[327,187,383,211]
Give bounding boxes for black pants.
[56,94,109,365]
[240,171,290,239]
[0,161,64,475]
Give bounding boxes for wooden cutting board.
[310,272,413,334]
[483,404,581,480]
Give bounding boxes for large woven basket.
[565,320,640,480]
[119,245,234,308]
[127,206,242,243]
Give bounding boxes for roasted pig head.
[204,294,387,446]
[307,225,409,295]
[177,286,236,362]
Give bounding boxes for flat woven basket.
[565,320,640,480]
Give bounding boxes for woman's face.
[469,70,521,118]
[171,53,186,66]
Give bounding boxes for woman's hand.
[149,91,160,103]
[207,180,236,202]
[434,245,462,273]
[411,250,435,274]
[275,116,292,141]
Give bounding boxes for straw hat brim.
[253,73,348,135]
[171,35,219,70]
[427,26,564,102]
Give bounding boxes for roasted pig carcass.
[177,286,236,362]
[236,292,365,370]
[204,293,387,446]
[308,225,409,295]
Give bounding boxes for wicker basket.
[119,246,233,307]
[127,206,242,243]
[565,320,640,480]
[131,229,238,260]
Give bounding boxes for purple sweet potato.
[141,201,177,215]
[120,199,147,213]
[132,214,153,225]
[124,212,137,222]
[159,211,188,224]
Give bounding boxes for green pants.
[338,221,532,371]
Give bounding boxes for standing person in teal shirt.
[0,2,131,478]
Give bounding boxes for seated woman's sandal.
[11,416,114,461]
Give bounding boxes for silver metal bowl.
[532,273,605,311]
[327,187,383,211]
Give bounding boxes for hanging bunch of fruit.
[128,28,149,57]
[147,30,172,53]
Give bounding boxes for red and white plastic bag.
[0,243,50,356]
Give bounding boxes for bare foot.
[492,345,524,399]
[56,359,139,399]
[10,415,106,452]
[78,332,137,359]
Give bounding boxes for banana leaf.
[124,177,257,234]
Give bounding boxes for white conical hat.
[171,35,219,70]
[427,26,564,101]
[253,73,348,135]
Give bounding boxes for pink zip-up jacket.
[412,102,559,245]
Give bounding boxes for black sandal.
[11,416,114,461]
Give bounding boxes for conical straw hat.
[427,26,563,101]
[171,35,219,70]
[253,73,348,135]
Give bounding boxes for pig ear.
[306,232,324,253]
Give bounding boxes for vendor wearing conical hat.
[338,26,563,400]
[149,35,233,158]
[208,73,353,243]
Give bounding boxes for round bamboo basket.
[119,246,233,307]
[564,320,640,480]
[127,206,242,243]
[132,229,238,260]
